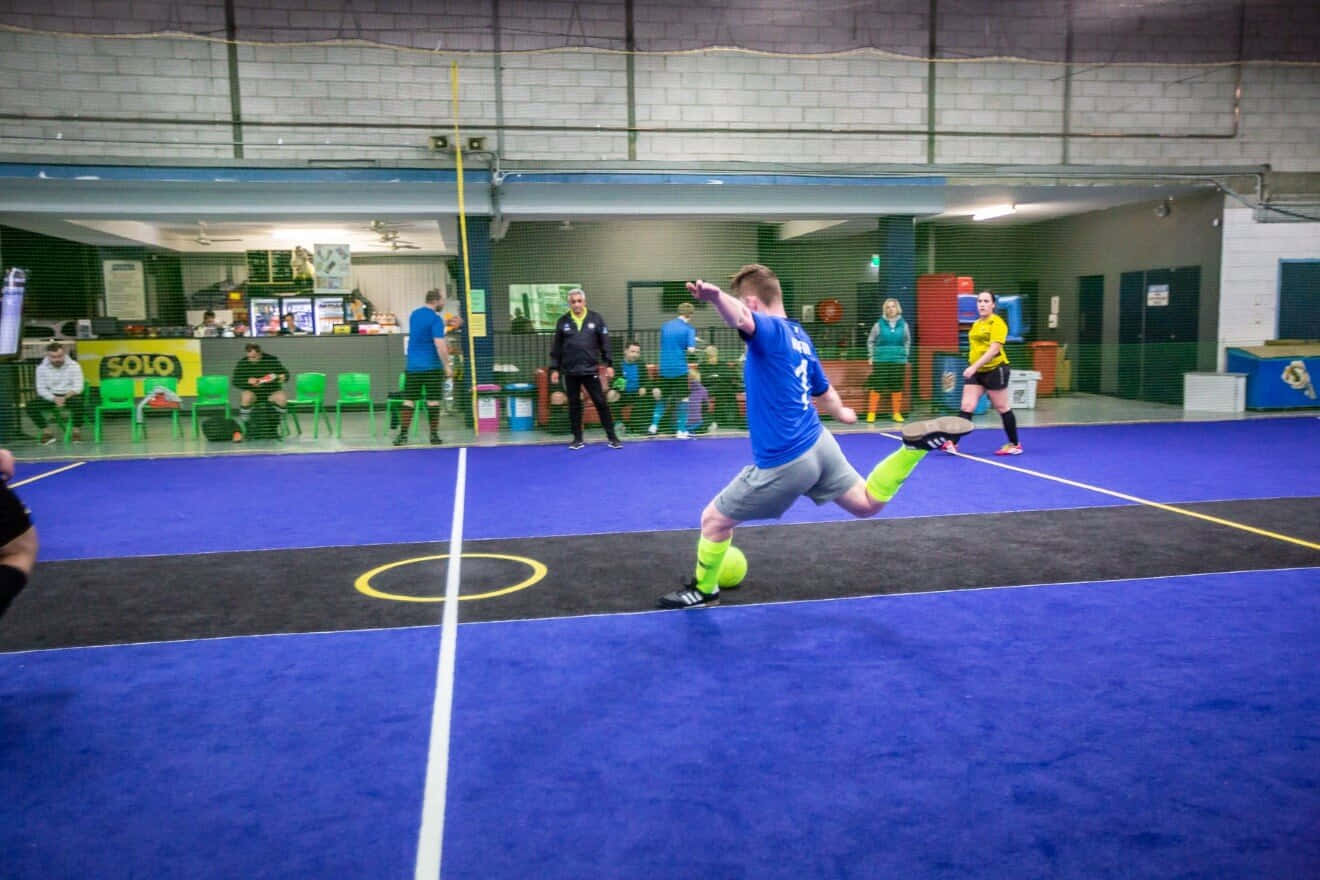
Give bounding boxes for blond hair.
[730,263,782,305]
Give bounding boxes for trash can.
[1029,341,1059,397]
[504,382,536,431]
[475,383,502,434]
[1008,370,1043,409]
[934,352,989,414]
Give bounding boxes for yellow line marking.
[9,460,87,489]
[356,552,547,603]
[918,441,1320,552]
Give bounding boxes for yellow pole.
[450,60,480,437]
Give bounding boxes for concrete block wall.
[0,1,1317,170]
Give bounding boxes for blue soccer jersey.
[406,306,448,371]
[742,311,829,468]
[658,317,697,378]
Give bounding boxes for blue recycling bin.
[504,382,536,431]
[933,352,990,414]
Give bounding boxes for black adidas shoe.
[429,433,443,445]
[657,578,720,609]
[568,440,585,450]
[901,416,974,451]
[392,433,408,447]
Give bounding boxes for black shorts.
[402,369,446,402]
[657,375,689,400]
[968,364,1011,391]
[0,483,33,546]
[865,362,906,394]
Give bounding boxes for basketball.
[718,546,747,588]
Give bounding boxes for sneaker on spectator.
[675,430,691,440]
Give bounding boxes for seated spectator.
[232,342,289,433]
[30,343,86,444]
[614,340,660,434]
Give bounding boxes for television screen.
[0,268,26,361]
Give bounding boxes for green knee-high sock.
[865,446,927,503]
[693,535,731,594]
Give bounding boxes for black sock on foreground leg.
[0,564,28,619]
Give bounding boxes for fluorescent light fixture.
[972,204,1016,222]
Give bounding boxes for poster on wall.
[102,260,146,320]
[314,244,351,293]
[1146,284,1170,307]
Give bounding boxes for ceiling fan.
[193,221,242,246]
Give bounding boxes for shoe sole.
[657,596,720,609]
[901,416,974,444]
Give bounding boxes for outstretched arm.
[687,280,755,335]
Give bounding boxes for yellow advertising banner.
[77,339,203,396]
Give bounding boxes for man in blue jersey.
[648,301,699,438]
[394,289,454,446]
[658,264,974,609]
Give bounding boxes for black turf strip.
[2,498,1316,651]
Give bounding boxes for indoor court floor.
[1,416,1317,879]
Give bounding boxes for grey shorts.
[714,429,862,523]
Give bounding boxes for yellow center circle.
[355,553,547,603]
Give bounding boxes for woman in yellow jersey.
[956,291,1022,455]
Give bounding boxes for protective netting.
[1,0,1318,63]
[5,184,1292,452]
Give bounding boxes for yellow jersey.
[967,313,1009,371]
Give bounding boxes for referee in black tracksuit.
[549,288,622,450]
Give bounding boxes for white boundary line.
[415,446,466,880]
[9,460,87,488]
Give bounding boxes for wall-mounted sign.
[102,260,146,320]
[1146,284,1170,307]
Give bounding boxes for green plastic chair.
[334,372,376,437]
[93,377,141,442]
[285,371,332,438]
[190,374,231,438]
[140,376,182,439]
[384,372,430,439]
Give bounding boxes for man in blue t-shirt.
[394,289,454,446]
[658,264,975,609]
[648,302,698,438]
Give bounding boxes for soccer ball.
[718,546,747,588]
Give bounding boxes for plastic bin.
[1008,370,1043,409]
[504,382,536,431]
[1029,341,1059,396]
[475,383,501,433]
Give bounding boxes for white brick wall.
[1218,207,1320,367]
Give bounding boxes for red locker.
[916,274,962,398]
